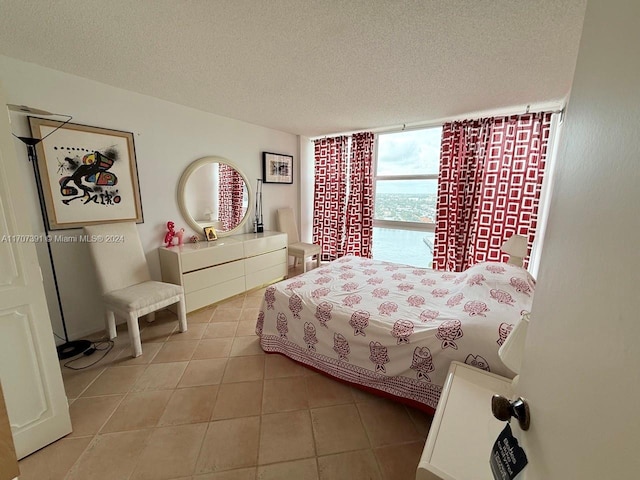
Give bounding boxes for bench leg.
[127,312,142,358]
[105,310,117,340]
[177,295,188,333]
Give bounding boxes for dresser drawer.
[181,241,244,272]
[182,259,244,293]
[246,262,287,290]
[186,276,246,312]
[243,233,287,258]
[244,248,286,272]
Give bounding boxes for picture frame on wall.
[28,117,144,230]
[203,226,218,241]
[262,152,293,184]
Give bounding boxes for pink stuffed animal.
[176,228,185,246]
[164,221,176,247]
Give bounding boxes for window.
[372,127,442,268]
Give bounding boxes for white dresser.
[159,231,287,312]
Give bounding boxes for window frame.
[372,131,441,234]
[371,128,442,268]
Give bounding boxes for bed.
[256,255,535,413]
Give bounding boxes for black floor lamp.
[8,104,92,359]
[254,179,264,233]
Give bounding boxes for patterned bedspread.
[257,256,535,412]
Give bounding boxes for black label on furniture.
[490,423,528,480]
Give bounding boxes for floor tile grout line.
[66,365,108,401]
[123,423,161,480]
[306,388,319,460]
[191,418,217,477]
[62,432,99,479]
[354,400,386,478]
[403,402,431,438]
[308,403,334,458]
[63,389,129,479]
[255,452,318,469]
[256,356,266,469]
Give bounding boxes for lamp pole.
[255,179,264,233]
[8,106,92,359]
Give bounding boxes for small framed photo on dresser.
[203,226,217,241]
[263,152,293,184]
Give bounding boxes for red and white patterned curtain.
[344,132,375,258]
[312,133,375,261]
[313,136,349,261]
[433,112,552,271]
[218,163,244,230]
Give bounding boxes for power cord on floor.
[62,340,115,370]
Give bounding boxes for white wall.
[299,136,314,243]
[516,0,640,477]
[0,55,299,340]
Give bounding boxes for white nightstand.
[416,361,513,480]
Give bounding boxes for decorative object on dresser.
[160,231,287,313]
[178,155,252,236]
[175,227,185,246]
[254,178,264,233]
[164,221,176,247]
[262,152,293,184]
[276,207,321,273]
[203,226,218,241]
[28,116,143,230]
[85,222,187,358]
[164,221,185,247]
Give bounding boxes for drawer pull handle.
[491,395,530,431]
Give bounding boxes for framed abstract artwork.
[262,152,293,184]
[28,117,143,230]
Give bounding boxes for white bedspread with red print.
[256,256,535,412]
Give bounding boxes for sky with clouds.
[376,127,442,194]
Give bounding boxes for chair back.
[277,208,300,245]
[84,222,151,294]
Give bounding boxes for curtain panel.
[344,132,375,258]
[313,136,349,261]
[313,132,375,261]
[218,163,244,231]
[434,112,552,271]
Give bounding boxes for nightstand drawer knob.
[491,395,531,431]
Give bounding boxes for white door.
[512,1,640,478]
[0,85,72,458]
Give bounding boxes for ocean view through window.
[372,127,442,268]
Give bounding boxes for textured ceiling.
[0,0,586,137]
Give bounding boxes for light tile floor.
[18,264,432,480]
